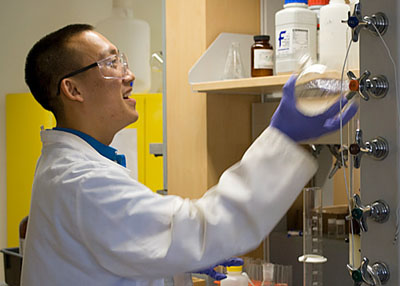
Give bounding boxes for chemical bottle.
[295,55,349,116]
[96,0,151,93]
[251,35,274,77]
[19,216,29,256]
[275,0,317,74]
[319,0,351,71]
[220,266,248,286]
[261,263,274,286]
[308,0,329,61]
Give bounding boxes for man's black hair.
[25,24,94,119]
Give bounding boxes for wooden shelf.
[191,69,358,96]
[191,74,291,95]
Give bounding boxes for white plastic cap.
[113,0,133,8]
[329,0,346,3]
[262,263,274,282]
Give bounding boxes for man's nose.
[124,68,135,84]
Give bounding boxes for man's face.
[69,30,138,132]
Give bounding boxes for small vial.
[251,35,273,77]
[327,218,336,238]
[336,219,346,239]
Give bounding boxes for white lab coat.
[21,127,317,286]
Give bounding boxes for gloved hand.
[194,257,244,280]
[270,75,358,142]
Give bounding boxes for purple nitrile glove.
[194,257,244,281]
[270,75,358,142]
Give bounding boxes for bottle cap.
[285,0,308,4]
[254,35,270,42]
[308,0,329,6]
[227,266,243,272]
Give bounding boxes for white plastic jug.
[275,0,317,74]
[319,0,351,71]
[96,0,151,93]
[221,266,249,286]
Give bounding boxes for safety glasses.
[56,52,129,95]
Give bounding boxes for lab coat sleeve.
[76,126,318,279]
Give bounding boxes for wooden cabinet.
[166,0,260,198]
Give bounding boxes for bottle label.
[276,28,309,57]
[253,49,273,69]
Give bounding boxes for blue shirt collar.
[53,127,126,167]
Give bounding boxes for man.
[22,24,357,286]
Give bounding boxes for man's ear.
[60,78,84,103]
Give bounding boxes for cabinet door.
[6,93,55,247]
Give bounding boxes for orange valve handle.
[349,79,360,92]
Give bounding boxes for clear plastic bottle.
[295,55,349,116]
[275,0,317,74]
[96,0,151,93]
[221,266,249,286]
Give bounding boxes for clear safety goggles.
[57,52,130,95]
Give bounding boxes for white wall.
[0,0,162,282]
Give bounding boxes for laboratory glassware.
[222,42,245,80]
[300,187,326,286]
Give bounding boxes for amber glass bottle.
[251,35,273,77]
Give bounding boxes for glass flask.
[295,55,349,116]
[223,42,245,80]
